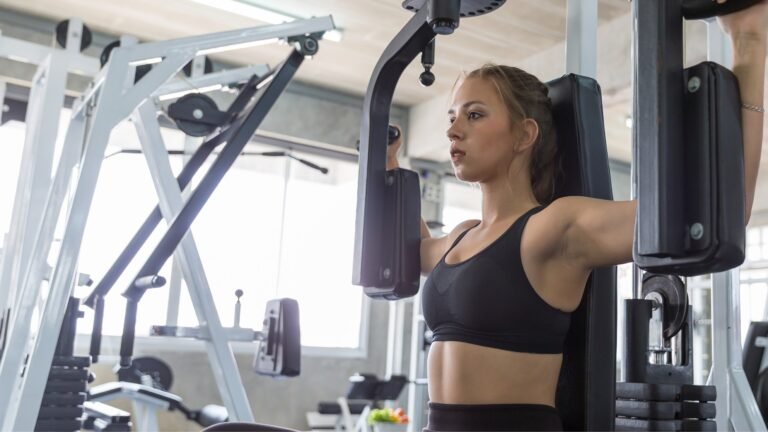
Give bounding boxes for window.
[689,223,768,384]
[276,152,364,349]
[442,180,481,231]
[0,120,26,233]
[177,147,367,350]
[2,108,369,353]
[747,225,768,264]
[75,120,185,337]
[739,224,768,344]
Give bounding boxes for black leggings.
[424,402,563,432]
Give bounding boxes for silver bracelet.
[742,103,765,113]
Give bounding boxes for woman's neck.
[478,174,539,226]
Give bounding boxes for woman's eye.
[468,111,482,120]
[448,117,456,124]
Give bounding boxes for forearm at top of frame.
[731,33,766,222]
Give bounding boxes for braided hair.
[465,64,560,205]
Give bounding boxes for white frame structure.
[0,19,99,356]
[0,16,334,431]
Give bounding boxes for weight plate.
[52,356,91,368]
[45,380,87,394]
[37,406,84,420]
[35,419,82,432]
[49,367,90,381]
[642,273,688,339]
[41,392,87,407]
[402,0,505,18]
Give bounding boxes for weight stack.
[615,382,717,431]
[35,355,90,432]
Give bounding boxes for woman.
[386,2,768,431]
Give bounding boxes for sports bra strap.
[445,223,480,255]
[442,205,543,258]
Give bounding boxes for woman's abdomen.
[427,341,563,406]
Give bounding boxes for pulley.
[167,93,228,137]
[55,19,92,52]
[641,273,688,339]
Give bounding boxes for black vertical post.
[352,6,438,288]
[54,297,81,357]
[633,0,686,259]
[89,295,104,363]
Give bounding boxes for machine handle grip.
[682,0,763,20]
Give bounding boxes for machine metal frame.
[0,16,333,431]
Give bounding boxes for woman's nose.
[447,118,463,141]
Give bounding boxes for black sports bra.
[422,206,571,354]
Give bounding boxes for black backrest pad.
[547,74,617,431]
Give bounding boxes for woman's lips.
[450,150,465,162]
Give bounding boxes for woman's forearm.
[731,33,766,223]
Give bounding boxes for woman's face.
[447,77,519,183]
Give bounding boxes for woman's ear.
[515,118,539,153]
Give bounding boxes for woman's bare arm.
[554,2,767,271]
[718,0,768,222]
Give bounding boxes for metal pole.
[133,100,255,421]
[0,49,69,349]
[166,55,208,328]
[565,0,598,78]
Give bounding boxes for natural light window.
[276,152,363,348]
[3,108,368,352]
[740,225,768,345]
[747,225,768,263]
[442,180,481,231]
[0,121,26,234]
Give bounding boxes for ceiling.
[0,0,629,106]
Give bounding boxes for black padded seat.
[547,74,617,431]
[202,422,299,432]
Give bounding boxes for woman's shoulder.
[451,219,482,232]
[446,219,481,240]
[429,219,480,252]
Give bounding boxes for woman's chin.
[453,168,479,183]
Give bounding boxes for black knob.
[419,69,435,87]
[235,289,244,299]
